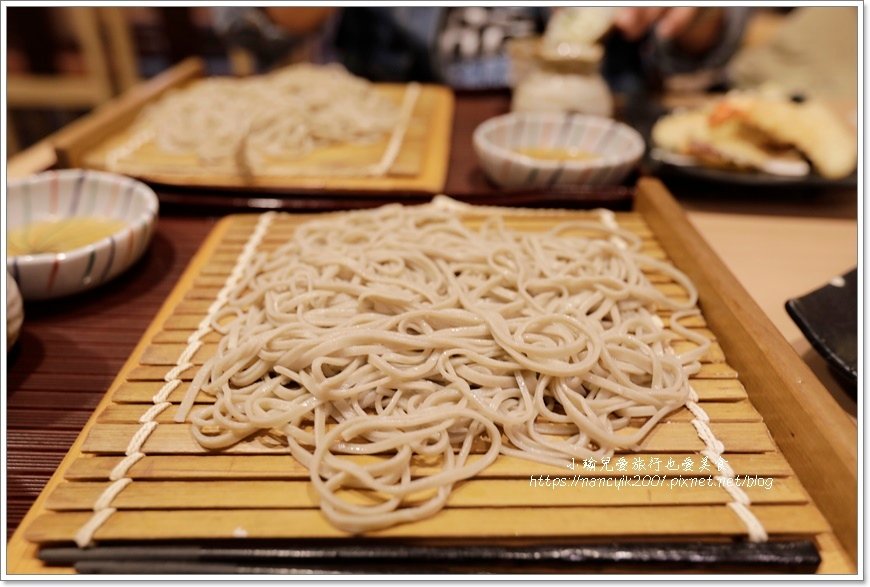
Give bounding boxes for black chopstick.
[40,540,820,574]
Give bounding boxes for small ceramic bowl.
[6,169,159,301]
[473,112,644,189]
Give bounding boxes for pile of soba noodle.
[175,199,709,533]
[141,64,398,169]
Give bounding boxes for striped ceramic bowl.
[473,112,644,189]
[7,170,158,301]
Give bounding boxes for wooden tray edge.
[634,177,857,569]
[53,57,206,169]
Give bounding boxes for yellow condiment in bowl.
[514,147,601,163]
[7,217,129,257]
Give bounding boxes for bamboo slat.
[214,239,670,259]
[79,422,775,455]
[94,400,761,425]
[110,376,746,405]
[135,339,725,367]
[24,505,830,543]
[162,301,709,324]
[148,325,717,345]
[63,452,795,482]
[123,361,739,382]
[44,477,808,511]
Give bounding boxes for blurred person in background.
[212,6,750,92]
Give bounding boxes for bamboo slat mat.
[78,84,453,195]
[7,210,842,573]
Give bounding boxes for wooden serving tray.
[6,180,855,574]
[53,58,454,196]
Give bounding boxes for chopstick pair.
[39,540,820,574]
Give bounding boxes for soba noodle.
[175,200,710,533]
[140,64,399,171]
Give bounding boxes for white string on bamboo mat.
[368,82,420,177]
[74,212,276,548]
[600,209,768,544]
[686,383,768,542]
